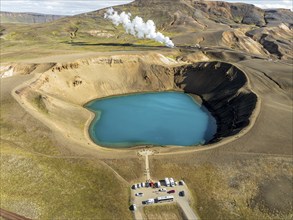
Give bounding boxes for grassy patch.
[0,77,134,219]
[104,158,144,182]
[1,144,132,219]
[32,94,48,114]
[143,203,185,220]
[0,101,60,156]
[0,15,175,62]
[149,156,293,220]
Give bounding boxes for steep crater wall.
[174,62,257,142]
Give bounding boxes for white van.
[165,178,170,187]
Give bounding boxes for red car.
[167,190,175,194]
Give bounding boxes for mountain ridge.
[0,11,66,24]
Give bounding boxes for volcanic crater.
[14,53,258,150]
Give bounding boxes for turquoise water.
[86,92,217,148]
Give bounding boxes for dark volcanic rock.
[174,62,257,142]
[259,34,283,58]
[246,24,293,61]
[193,1,266,26]
[265,9,293,26]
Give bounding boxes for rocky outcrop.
[193,1,266,26]
[246,24,293,61]
[265,9,293,26]
[221,29,267,56]
[0,63,55,78]
[174,62,257,142]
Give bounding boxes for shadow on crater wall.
[174,62,257,142]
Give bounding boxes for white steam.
[104,8,174,48]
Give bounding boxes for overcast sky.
[0,0,292,16]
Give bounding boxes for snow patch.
[1,66,14,78]
[0,65,11,72]
[279,23,290,31]
[159,55,177,65]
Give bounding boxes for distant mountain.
[0,11,66,24]
[85,0,293,60]
[1,0,292,61]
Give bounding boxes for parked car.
[145,182,150,188]
[145,198,155,204]
[130,204,137,211]
[179,180,185,185]
[179,191,185,197]
[137,183,141,188]
[135,192,144,197]
[158,188,167,192]
[167,190,175,194]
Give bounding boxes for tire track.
[0,208,31,220]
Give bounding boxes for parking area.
[131,179,188,205]
[132,150,198,219]
[130,178,198,219]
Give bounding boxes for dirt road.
[138,149,154,181]
[134,149,199,220]
[177,200,199,220]
[133,207,144,220]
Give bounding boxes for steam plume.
[104,8,174,48]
